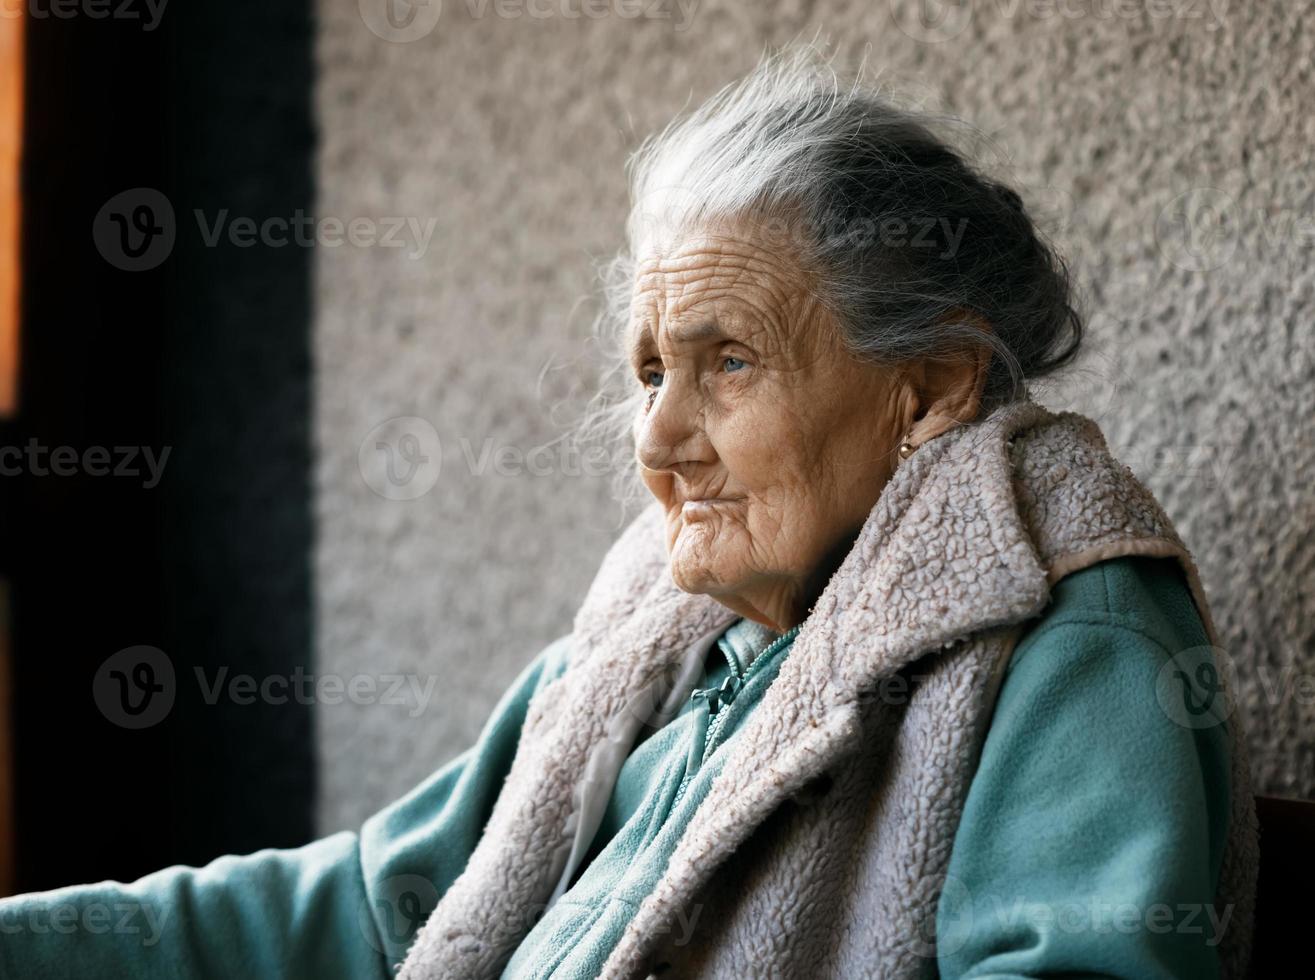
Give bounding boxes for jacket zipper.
[670,624,802,811]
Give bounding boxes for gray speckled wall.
[314,0,1314,831]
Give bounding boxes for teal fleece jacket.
[0,555,1230,979]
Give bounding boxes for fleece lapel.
[602,398,1062,973]
[398,506,738,979]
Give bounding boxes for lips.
[680,497,744,519]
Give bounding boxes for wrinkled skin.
[629,222,989,632]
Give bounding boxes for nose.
[634,377,713,475]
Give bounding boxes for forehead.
[628,229,811,328]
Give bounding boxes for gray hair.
[579,43,1083,506]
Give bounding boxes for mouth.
[679,497,745,520]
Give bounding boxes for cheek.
[700,393,815,538]
[718,406,828,540]
[710,394,802,493]
[789,423,875,525]
[722,389,878,557]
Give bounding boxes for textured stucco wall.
[314,0,1314,831]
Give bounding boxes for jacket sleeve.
[0,634,574,980]
[935,561,1232,980]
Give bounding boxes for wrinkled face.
[629,223,911,631]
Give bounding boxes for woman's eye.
[723,357,747,373]
[645,370,664,388]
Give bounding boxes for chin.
[668,552,714,596]
[669,549,745,602]
[665,509,753,595]
[666,540,714,590]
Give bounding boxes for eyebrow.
[628,320,727,364]
[668,320,726,345]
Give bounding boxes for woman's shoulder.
[1000,552,1231,745]
[945,552,1234,979]
[1016,553,1211,667]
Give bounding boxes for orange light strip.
[0,0,18,899]
[0,6,21,418]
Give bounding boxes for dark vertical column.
[159,0,317,865]
[7,6,171,893]
[2,0,316,892]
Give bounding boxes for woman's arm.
[0,634,573,980]
[936,556,1232,980]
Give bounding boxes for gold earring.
[897,436,916,460]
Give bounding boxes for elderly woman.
[2,49,1257,980]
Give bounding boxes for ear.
[903,314,993,446]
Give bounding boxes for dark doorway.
[1,0,317,891]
